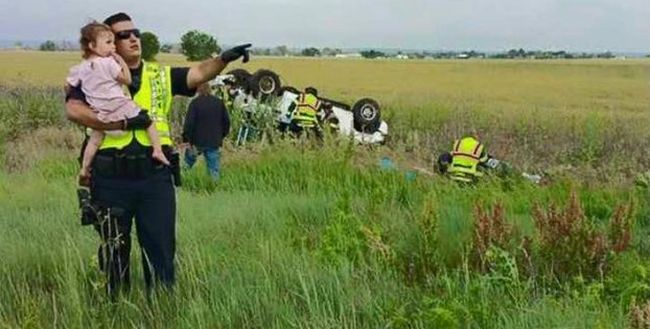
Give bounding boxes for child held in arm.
[66,22,168,184]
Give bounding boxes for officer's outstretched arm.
[186,44,252,90]
[186,57,227,90]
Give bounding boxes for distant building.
[335,53,362,58]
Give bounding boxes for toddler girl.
[66,22,168,183]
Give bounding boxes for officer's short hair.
[103,12,132,27]
[305,87,318,96]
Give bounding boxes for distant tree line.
[359,50,385,59]
[488,48,616,59]
[37,40,77,51]
[36,33,635,61]
[352,48,621,60]
[246,46,344,57]
[39,40,56,51]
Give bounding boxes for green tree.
[360,50,385,59]
[160,43,173,53]
[39,40,56,51]
[140,31,160,61]
[301,47,320,57]
[597,51,614,59]
[274,45,289,56]
[321,47,342,57]
[180,30,221,61]
[250,47,271,56]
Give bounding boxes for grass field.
[1,51,649,328]
[2,51,649,113]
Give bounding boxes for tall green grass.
[1,138,648,328]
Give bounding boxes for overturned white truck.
[210,69,388,144]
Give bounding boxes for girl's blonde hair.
[79,21,112,59]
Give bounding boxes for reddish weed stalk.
[472,192,634,281]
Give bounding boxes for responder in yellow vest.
[65,12,251,296]
[286,87,324,139]
[437,135,543,184]
[437,135,493,183]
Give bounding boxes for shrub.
[472,202,517,272]
[532,192,609,280]
[471,192,635,285]
[532,192,633,281]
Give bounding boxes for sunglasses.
[115,29,141,40]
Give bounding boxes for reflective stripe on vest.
[449,137,484,181]
[292,93,320,127]
[99,61,173,150]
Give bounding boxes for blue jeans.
[184,146,221,179]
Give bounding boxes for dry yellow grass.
[1,50,648,118]
[0,51,650,132]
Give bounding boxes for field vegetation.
[0,51,649,328]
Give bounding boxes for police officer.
[65,12,251,295]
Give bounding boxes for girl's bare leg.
[79,130,103,186]
[147,125,170,165]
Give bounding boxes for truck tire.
[352,98,381,133]
[250,69,281,101]
[226,69,252,90]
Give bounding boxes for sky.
[1,0,649,52]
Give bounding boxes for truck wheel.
[352,98,381,133]
[226,69,252,90]
[251,69,281,101]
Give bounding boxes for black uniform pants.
[91,164,176,295]
[437,152,453,174]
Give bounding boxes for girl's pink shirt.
[66,56,140,123]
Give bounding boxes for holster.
[77,187,126,226]
[168,150,182,187]
[78,187,96,226]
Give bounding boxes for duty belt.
[92,153,162,179]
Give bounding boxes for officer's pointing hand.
[220,43,252,64]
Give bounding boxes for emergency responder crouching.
[437,134,543,184]
[285,87,323,139]
[437,134,501,183]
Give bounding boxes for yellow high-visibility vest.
[291,93,321,128]
[448,137,488,183]
[100,61,173,149]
